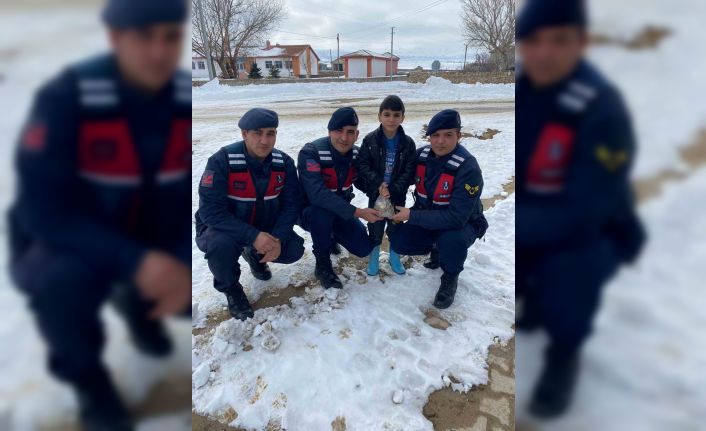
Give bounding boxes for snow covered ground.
[0,5,193,430]
[516,1,706,429]
[192,78,515,429]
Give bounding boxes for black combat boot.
[423,247,440,269]
[224,283,254,321]
[75,368,134,431]
[433,272,459,309]
[241,247,272,280]
[111,286,172,357]
[315,255,343,289]
[529,343,581,418]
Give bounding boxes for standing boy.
[357,95,417,276]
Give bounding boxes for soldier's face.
[242,128,277,160]
[518,25,587,87]
[429,129,461,157]
[329,126,359,155]
[110,23,184,92]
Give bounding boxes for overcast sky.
[268,0,478,65]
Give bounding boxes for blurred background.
[515,0,706,430]
[0,1,192,430]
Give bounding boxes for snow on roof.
[246,44,321,61]
[340,50,400,60]
[247,47,286,57]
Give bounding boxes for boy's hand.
[378,183,391,199]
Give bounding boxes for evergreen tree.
[269,65,281,78]
[248,62,263,79]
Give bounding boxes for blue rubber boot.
[389,250,406,275]
[367,246,380,276]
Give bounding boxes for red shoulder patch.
[200,169,214,187]
[306,159,320,172]
[22,122,47,151]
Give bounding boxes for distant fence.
[192,70,514,87]
[215,75,408,86]
[408,69,514,84]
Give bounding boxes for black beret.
[237,108,279,131]
[102,0,188,29]
[517,0,588,40]
[426,109,462,136]
[328,107,359,131]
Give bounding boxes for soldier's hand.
[253,232,279,255]
[355,207,383,223]
[390,206,411,222]
[259,240,282,263]
[134,251,191,319]
[378,183,391,199]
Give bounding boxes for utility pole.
[329,48,333,72]
[463,43,468,71]
[196,0,215,80]
[390,27,394,81]
[337,33,340,78]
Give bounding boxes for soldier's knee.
[278,234,305,264]
[13,246,98,297]
[436,229,469,251]
[204,232,241,260]
[348,237,374,258]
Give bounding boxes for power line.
[341,0,450,37]
[274,30,337,40]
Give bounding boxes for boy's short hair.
[379,95,405,114]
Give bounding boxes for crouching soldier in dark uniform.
[195,108,304,321]
[7,1,192,429]
[389,110,488,309]
[298,107,381,289]
[516,0,645,418]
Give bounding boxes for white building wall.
[371,58,387,77]
[191,58,221,79]
[298,51,308,77]
[348,58,367,78]
[255,57,295,77]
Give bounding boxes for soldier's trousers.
[389,222,477,275]
[195,227,305,292]
[517,238,620,351]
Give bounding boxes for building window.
[265,61,273,69]
[237,63,245,70]
[274,60,283,69]
[285,60,292,69]
[192,61,196,70]
[198,61,205,70]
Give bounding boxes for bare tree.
[461,0,515,71]
[192,0,285,79]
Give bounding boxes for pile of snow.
[193,75,514,105]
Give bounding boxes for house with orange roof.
[338,50,400,78]
[243,41,320,78]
